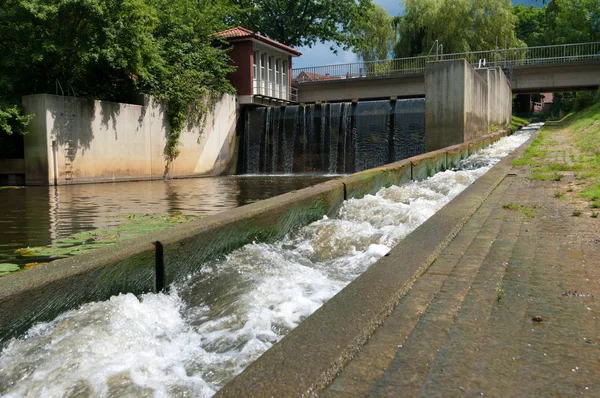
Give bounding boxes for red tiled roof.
[295,71,340,82]
[215,26,302,56]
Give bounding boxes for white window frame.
[275,59,281,99]
[253,51,259,95]
[260,53,266,95]
[282,60,288,99]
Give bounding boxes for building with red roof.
[215,26,302,106]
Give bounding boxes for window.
[275,59,281,98]
[268,56,274,96]
[260,54,266,94]
[253,51,258,94]
[282,61,288,99]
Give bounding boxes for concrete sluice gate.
[0,125,542,397]
[240,99,425,174]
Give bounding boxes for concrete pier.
[425,60,512,152]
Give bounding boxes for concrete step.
[445,180,600,397]
[322,175,520,397]
[415,182,532,396]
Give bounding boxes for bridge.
[293,42,600,103]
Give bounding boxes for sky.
[293,0,541,68]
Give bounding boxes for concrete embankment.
[216,130,527,397]
[0,131,508,346]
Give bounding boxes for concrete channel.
[219,129,533,397]
[0,130,512,369]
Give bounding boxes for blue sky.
[294,0,541,68]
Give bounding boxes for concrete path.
[323,157,600,396]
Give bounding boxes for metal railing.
[253,78,298,102]
[292,42,600,83]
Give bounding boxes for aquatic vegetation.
[0,263,20,277]
[13,212,200,261]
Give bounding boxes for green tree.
[230,0,373,51]
[548,0,599,43]
[148,0,236,160]
[513,4,548,47]
[0,0,161,135]
[394,0,524,58]
[353,4,397,61]
[0,0,236,161]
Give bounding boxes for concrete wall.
[21,94,238,185]
[296,74,425,103]
[477,66,512,130]
[0,130,509,345]
[425,60,511,152]
[464,65,489,141]
[511,61,600,93]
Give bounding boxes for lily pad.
[0,263,21,277]
[13,212,201,262]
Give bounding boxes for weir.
[240,99,425,174]
[0,127,533,396]
[0,57,521,395]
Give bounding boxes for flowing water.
[241,99,425,174]
[0,127,540,397]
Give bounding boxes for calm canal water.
[0,175,335,265]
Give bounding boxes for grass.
[495,283,505,302]
[509,115,529,133]
[554,191,564,198]
[530,172,563,181]
[502,203,538,220]
[573,209,582,217]
[511,102,600,208]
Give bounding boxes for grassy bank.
[510,115,529,132]
[513,101,600,211]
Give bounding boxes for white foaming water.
[0,128,536,398]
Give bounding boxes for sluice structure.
[240,99,425,174]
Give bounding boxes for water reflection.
[0,175,335,264]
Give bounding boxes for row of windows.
[253,50,289,99]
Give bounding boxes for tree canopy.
[394,0,524,58]
[1,0,598,152]
[513,0,599,46]
[513,4,547,47]
[0,0,237,160]
[353,4,397,62]
[230,0,373,50]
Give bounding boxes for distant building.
[533,92,553,113]
[215,26,302,106]
[294,71,340,83]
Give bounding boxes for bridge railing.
[292,55,429,83]
[293,42,600,83]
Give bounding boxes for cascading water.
[0,125,541,398]
[240,99,425,174]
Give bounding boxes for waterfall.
[241,99,425,174]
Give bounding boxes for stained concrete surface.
[323,143,600,396]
